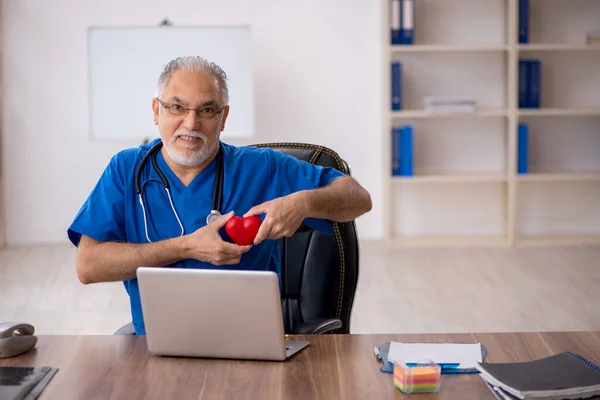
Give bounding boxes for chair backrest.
[250,142,360,334]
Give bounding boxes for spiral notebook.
[477,352,600,400]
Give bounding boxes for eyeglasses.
[157,98,225,120]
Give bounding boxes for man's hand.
[243,193,307,245]
[184,211,252,265]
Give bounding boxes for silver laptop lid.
[137,268,289,361]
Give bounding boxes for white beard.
[164,130,217,167]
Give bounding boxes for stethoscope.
[134,141,224,243]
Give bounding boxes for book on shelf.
[519,61,528,108]
[401,125,413,176]
[390,0,414,45]
[529,61,541,108]
[519,0,529,44]
[519,60,541,109]
[477,352,600,400]
[391,62,402,110]
[402,0,414,45]
[392,126,402,176]
[391,125,413,177]
[390,0,402,45]
[518,123,528,174]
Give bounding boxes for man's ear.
[152,98,159,125]
[220,105,230,132]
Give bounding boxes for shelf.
[518,44,600,52]
[389,236,508,247]
[516,235,600,246]
[391,174,507,184]
[517,173,600,182]
[382,0,600,246]
[391,44,509,53]
[518,108,600,117]
[391,109,508,119]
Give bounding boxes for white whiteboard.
[88,26,255,142]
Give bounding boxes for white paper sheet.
[387,342,483,370]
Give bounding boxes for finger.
[211,211,235,230]
[213,245,252,265]
[243,203,268,218]
[218,242,252,256]
[264,224,288,241]
[212,254,242,266]
[253,219,273,245]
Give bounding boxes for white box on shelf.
[587,31,600,45]
[424,97,477,113]
[424,104,477,113]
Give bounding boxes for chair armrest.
[114,322,136,335]
[292,319,342,334]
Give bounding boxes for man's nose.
[181,110,202,131]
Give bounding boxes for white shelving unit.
[0,1,4,250]
[382,0,600,246]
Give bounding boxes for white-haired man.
[68,56,372,335]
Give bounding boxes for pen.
[406,362,460,369]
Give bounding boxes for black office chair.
[115,142,360,335]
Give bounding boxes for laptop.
[136,267,309,361]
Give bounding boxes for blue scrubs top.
[68,138,346,334]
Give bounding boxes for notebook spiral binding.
[567,352,600,372]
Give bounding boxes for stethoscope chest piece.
[206,210,222,225]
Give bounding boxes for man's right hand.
[183,211,252,265]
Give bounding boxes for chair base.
[114,322,136,335]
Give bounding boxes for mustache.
[174,130,207,140]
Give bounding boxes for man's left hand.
[243,193,307,245]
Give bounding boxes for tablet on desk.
[137,268,309,361]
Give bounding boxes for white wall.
[1,0,383,246]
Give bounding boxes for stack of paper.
[387,342,483,372]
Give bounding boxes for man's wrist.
[293,190,317,219]
[172,235,192,259]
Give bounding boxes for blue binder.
[519,60,529,108]
[529,60,541,108]
[518,123,528,174]
[391,62,402,110]
[391,0,403,44]
[519,0,529,43]
[400,125,413,176]
[391,126,402,176]
[401,0,414,44]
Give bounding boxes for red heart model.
[225,216,262,246]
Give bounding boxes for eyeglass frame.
[156,98,226,120]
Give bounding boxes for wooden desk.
[2,332,600,399]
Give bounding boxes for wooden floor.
[1,241,599,335]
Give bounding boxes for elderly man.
[68,56,372,335]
